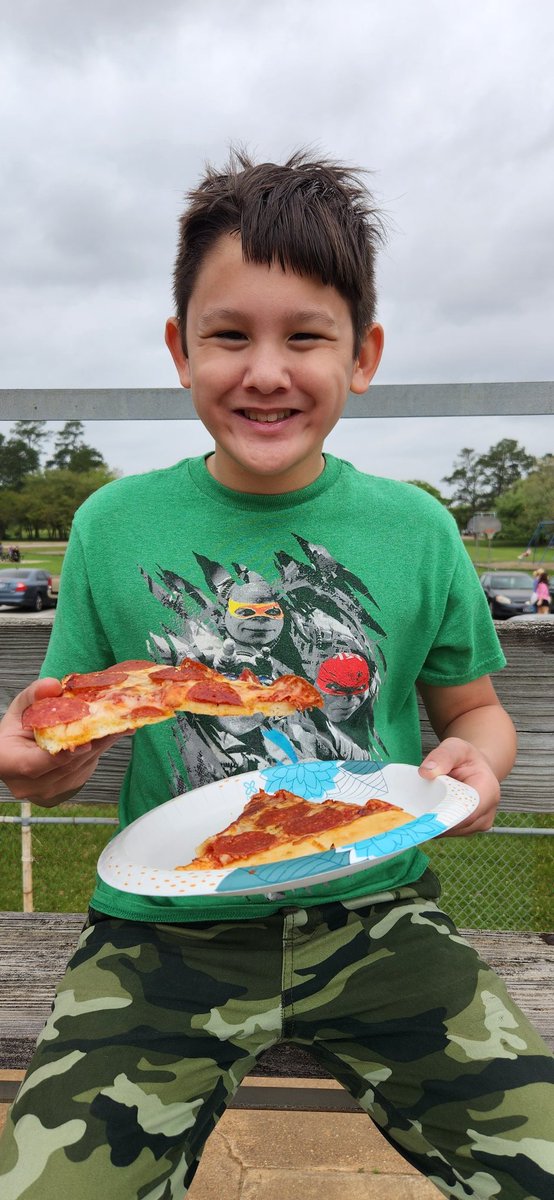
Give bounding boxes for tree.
[442,439,537,519]
[46,421,106,472]
[442,448,486,513]
[10,421,51,460]
[478,438,535,505]
[17,468,116,539]
[0,488,24,539]
[406,480,448,505]
[0,435,40,490]
[495,461,554,544]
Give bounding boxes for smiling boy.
[164,228,384,493]
[0,150,553,1199]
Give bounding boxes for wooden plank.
[0,915,552,1075]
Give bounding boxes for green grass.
[0,803,116,912]
[425,813,554,931]
[5,538,552,580]
[1,546,66,580]
[1,802,552,928]
[464,542,554,568]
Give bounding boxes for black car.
[479,571,538,619]
[0,568,56,612]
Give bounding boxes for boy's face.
[166,234,383,493]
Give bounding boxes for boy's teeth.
[244,410,292,423]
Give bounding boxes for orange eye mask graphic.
[227,598,284,620]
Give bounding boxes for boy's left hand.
[418,737,500,835]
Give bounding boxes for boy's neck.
[205,449,327,494]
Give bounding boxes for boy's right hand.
[0,678,127,807]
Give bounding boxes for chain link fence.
[1,799,552,930]
[426,814,553,930]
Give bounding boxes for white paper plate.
[97,760,479,899]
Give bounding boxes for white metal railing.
[1,380,554,421]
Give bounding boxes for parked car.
[0,568,56,611]
[479,571,540,619]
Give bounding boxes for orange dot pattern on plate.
[104,855,223,894]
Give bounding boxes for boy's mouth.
[240,409,294,423]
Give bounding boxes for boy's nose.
[242,347,291,393]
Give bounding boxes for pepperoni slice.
[64,671,129,691]
[22,696,90,730]
[238,668,263,685]
[102,659,153,674]
[64,661,154,691]
[149,667,196,682]
[210,830,278,863]
[150,661,213,683]
[126,705,172,719]
[177,659,212,679]
[186,680,244,706]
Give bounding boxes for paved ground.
[0,1073,441,1198]
[0,608,56,621]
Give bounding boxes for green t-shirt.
[42,453,506,921]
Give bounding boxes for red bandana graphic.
[316,652,370,696]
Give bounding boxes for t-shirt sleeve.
[418,536,507,687]
[40,522,114,679]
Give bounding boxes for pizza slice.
[22,659,323,753]
[177,787,412,871]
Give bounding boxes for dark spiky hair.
[173,148,387,355]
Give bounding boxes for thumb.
[419,737,468,780]
[10,677,63,718]
[419,754,443,779]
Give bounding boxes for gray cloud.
[1,0,553,485]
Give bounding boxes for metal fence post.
[20,801,34,912]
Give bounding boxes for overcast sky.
[1,0,553,491]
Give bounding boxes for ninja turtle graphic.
[141,537,387,789]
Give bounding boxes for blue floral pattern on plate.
[259,758,389,801]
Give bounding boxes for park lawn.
[1,547,66,580]
[9,539,554,578]
[9,541,553,579]
[1,802,116,913]
[1,801,552,929]
[464,542,552,567]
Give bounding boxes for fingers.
[1,679,97,805]
[419,737,500,836]
[419,737,471,779]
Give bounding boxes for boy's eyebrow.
[196,307,340,331]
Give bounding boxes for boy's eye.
[213,330,247,341]
[289,331,322,342]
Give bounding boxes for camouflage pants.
[1,871,553,1199]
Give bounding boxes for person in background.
[535,571,551,614]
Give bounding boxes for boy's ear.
[350,323,384,394]
[165,317,191,388]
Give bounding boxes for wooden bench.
[1,912,552,1112]
[1,382,553,1112]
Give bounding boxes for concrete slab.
[240,1170,439,1199]
[207,1107,417,1174]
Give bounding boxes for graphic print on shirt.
[141,535,388,791]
